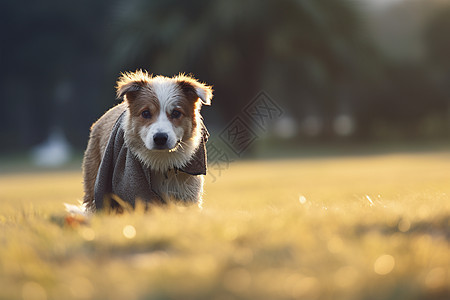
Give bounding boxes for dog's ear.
[177,75,213,106]
[116,71,150,102]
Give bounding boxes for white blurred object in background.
[274,116,298,139]
[31,127,72,167]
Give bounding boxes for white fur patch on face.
[139,78,185,151]
[123,75,204,173]
[140,113,183,150]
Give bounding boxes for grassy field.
[0,151,449,300]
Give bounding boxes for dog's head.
[117,70,212,154]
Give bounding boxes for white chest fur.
[151,169,204,206]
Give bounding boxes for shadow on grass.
[352,215,450,241]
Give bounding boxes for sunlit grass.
[0,152,449,300]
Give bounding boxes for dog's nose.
[153,132,168,147]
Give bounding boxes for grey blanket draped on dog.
[94,112,208,210]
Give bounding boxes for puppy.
[82,70,212,212]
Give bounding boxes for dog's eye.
[171,110,182,119]
[141,110,152,119]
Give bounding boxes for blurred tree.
[425,3,450,68]
[109,0,380,139]
[0,0,112,152]
[361,62,447,138]
[1,0,448,155]
[357,0,450,140]
[425,3,450,134]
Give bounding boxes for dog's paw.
[64,202,91,227]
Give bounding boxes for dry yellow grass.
[0,152,449,300]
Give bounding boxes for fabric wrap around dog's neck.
[93,112,208,210]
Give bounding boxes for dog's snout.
[153,132,168,147]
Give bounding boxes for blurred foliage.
[0,0,112,152]
[109,0,379,138]
[1,0,450,153]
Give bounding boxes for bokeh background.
[1,0,450,165]
[1,2,449,299]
